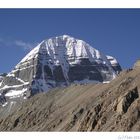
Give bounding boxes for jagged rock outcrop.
[116,87,139,114]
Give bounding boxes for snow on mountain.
[107,55,118,66]
[106,55,122,73]
[0,35,122,102]
[0,73,7,87]
[0,76,3,86]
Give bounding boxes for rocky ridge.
[0,61,140,131]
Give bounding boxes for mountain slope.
[0,60,140,131]
[0,35,121,101]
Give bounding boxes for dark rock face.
[111,65,122,74]
[0,95,6,106]
[53,66,66,83]
[68,60,111,82]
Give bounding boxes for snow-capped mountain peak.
[0,35,121,103]
[17,35,112,67]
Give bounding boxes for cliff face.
[0,63,140,131]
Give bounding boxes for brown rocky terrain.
[0,61,140,131]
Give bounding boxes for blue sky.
[0,9,140,73]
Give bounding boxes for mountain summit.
[0,35,121,103]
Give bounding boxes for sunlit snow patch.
[5,88,27,99]
[2,102,8,107]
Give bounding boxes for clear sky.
[0,9,140,73]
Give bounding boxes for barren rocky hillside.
[0,61,140,131]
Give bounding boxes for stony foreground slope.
[0,61,140,131]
